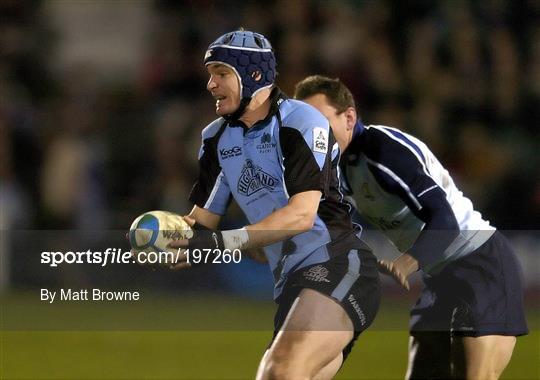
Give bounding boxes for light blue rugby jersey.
[190,88,357,298]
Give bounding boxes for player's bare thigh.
[256,288,353,380]
[452,335,516,380]
[256,349,343,380]
[406,333,517,380]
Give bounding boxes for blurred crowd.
[1,0,539,233]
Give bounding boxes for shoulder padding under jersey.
[201,117,226,140]
[279,99,330,138]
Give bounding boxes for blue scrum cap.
[204,30,276,100]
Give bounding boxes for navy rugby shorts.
[410,231,528,337]
[272,240,381,361]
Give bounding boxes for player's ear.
[345,107,357,130]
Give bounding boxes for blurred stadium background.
[0,1,538,379]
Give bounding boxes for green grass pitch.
[1,292,538,379]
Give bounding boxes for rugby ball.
[129,211,193,255]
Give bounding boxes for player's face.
[303,93,348,134]
[206,64,241,116]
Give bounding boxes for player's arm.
[170,108,333,260]
[184,204,275,261]
[363,128,459,282]
[215,190,320,264]
[183,205,270,263]
[181,206,272,263]
[404,186,459,269]
[381,185,460,286]
[244,190,321,247]
[168,121,233,264]
[174,190,321,259]
[239,111,334,248]
[185,205,221,230]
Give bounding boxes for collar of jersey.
[228,87,286,132]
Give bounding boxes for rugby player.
[294,75,528,380]
[168,31,381,380]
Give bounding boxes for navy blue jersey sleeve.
[360,126,459,270]
[189,120,232,215]
[406,188,460,271]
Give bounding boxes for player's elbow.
[287,191,321,233]
[295,212,317,232]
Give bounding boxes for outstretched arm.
[181,194,321,264]
[169,190,321,265]
[244,190,321,248]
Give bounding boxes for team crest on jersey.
[313,127,328,154]
[303,265,330,283]
[261,132,271,144]
[237,159,278,196]
[256,132,276,153]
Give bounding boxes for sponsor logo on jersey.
[377,217,401,231]
[256,132,276,153]
[348,294,367,326]
[237,159,278,196]
[219,146,242,159]
[303,265,330,283]
[313,127,328,154]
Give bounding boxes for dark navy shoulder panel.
[279,99,332,170]
[351,126,436,211]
